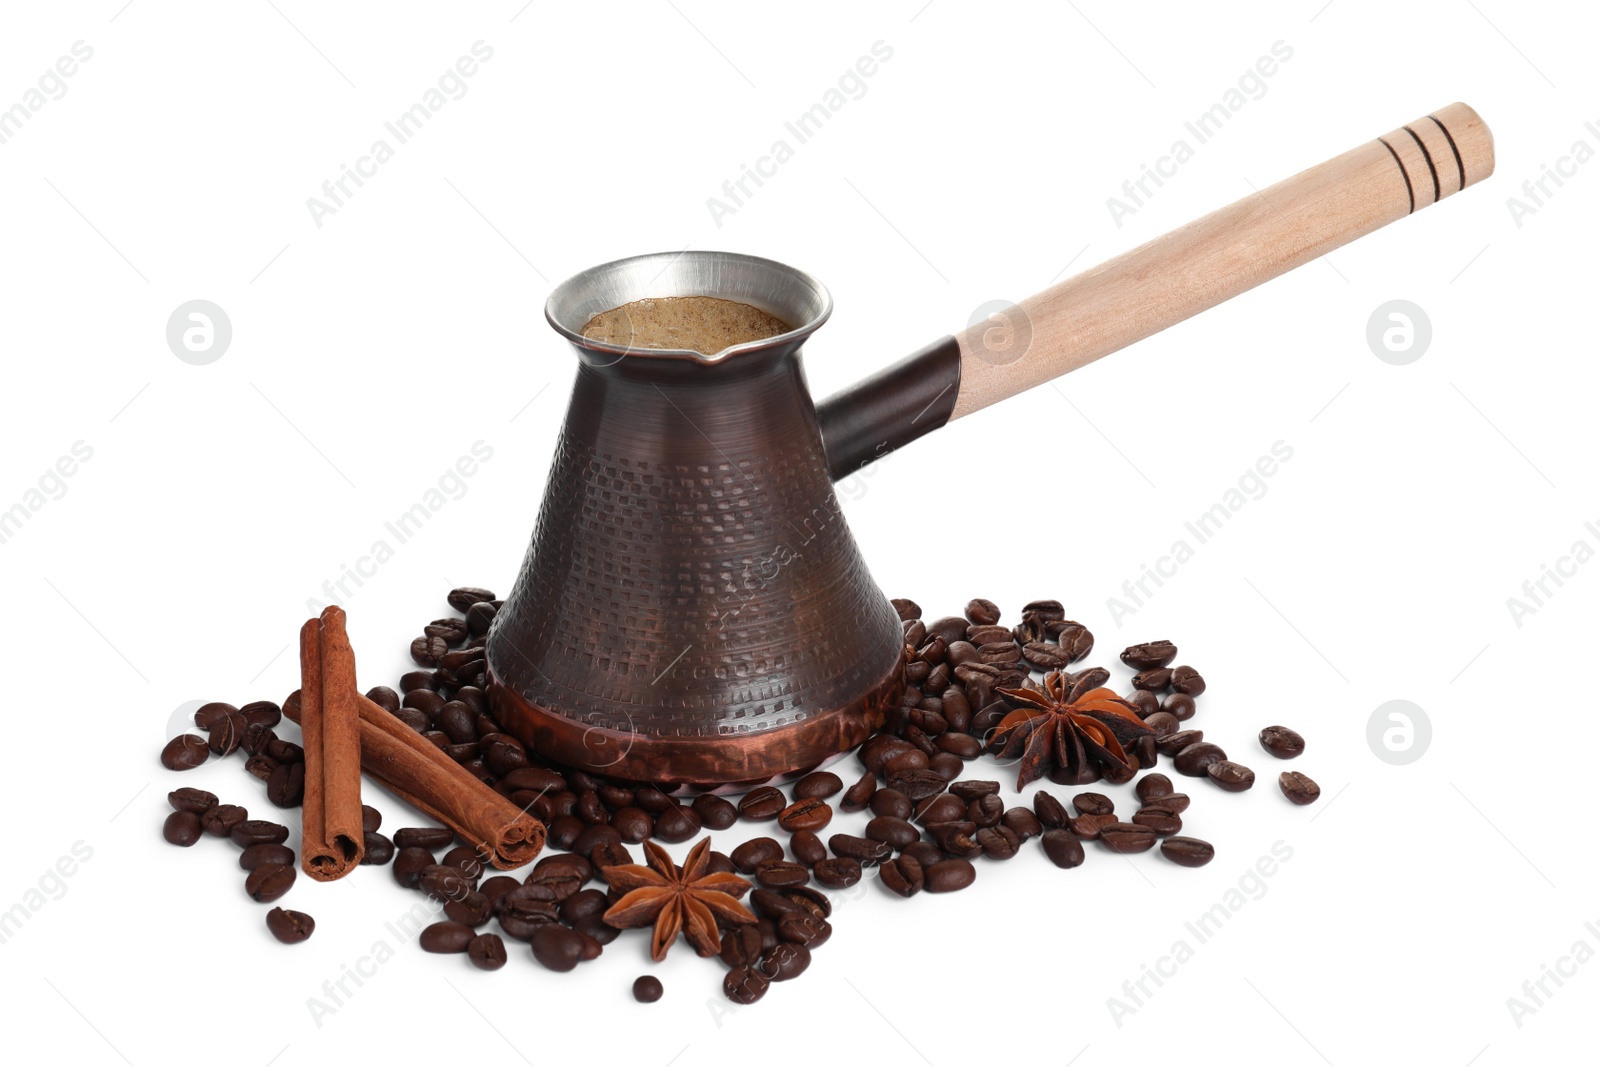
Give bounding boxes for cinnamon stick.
[297,607,365,880]
[284,618,544,870]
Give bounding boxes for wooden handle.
[949,102,1493,419]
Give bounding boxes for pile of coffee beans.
[162,785,312,939]
[159,588,1319,1005]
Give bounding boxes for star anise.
[988,670,1154,789]
[600,837,757,961]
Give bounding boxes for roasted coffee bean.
[917,635,948,665]
[1143,711,1181,736]
[394,827,455,850]
[1174,741,1227,776]
[163,810,202,846]
[840,772,876,813]
[266,907,315,944]
[1021,641,1071,672]
[229,820,289,848]
[724,966,769,1004]
[392,847,434,888]
[925,615,966,645]
[755,861,809,889]
[1121,640,1177,670]
[546,816,583,851]
[1143,794,1191,817]
[1057,624,1094,662]
[238,701,281,731]
[902,621,927,649]
[1066,666,1112,702]
[944,780,998,803]
[883,749,929,776]
[623,974,662,1003]
[201,804,248,837]
[446,586,495,612]
[977,825,1020,859]
[1002,806,1043,840]
[161,734,210,771]
[1132,808,1183,835]
[420,921,476,953]
[813,857,862,889]
[168,787,217,814]
[738,787,786,821]
[1168,664,1205,695]
[778,798,832,833]
[241,843,295,871]
[610,807,653,843]
[888,768,947,801]
[1099,823,1157,853]
[792,770,843,800]
[892,597,921,622]
[442,845,486,877]
[532,924,590,971]
[689,793,737,830]
[404,689,446,717]
[878,854,924,897]
[1207,761,1256,792]
[1136,773,1174,801]
[964,597,1001,625]
[1068,814,1119,840]
[465,600,497,637]
[913,794,966,824]
[465,933,507,971]
[478,875,519,912]
[1156,729,1203,757]
[584,841,631,875]
[865,815,919,850]
[425,618,469,646]
[1072,792,1115,817]
[445,890,493,926]
[193,701,237,730]
[829,833,891,864]
[1041,828,1086,868]
[720,924,765,967]
[399,669,437,692]
[968,794,1005,829]
[359,805,382,833]
[945,640,979,669]
[436,702,478,744]
[965,624,1011,646]
[1126,690,1161,719]
[502,767,566,795]
[266,761,305,807]
[1160,837,1215,867]
[776,913,831,947]
[498,892,560,939]
[418,864,473,902]
[652,804,701,843]
[246,862,297,903]
[1132,667,1173,691]
[1034,790,1070,829]
[392,708,430,733]
[1279,771,1320,805]
[410,635,449,667]
[1162,693,1197,721]
[1259,725,1306,759]
[558,888,610,926]
[366,685,402,713]
[758,940,811,982]
[869,788,912,820]
[926,820,982,858]
[924,858,976,893]
[787,829,826,868]
[359,833,394,867]
[936,732,982,759]
[731,837,784,873]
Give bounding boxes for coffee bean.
[445,586,494,612]
[1021,641,1071,672]
[1259,725,1306,759]
[813,857,862,889]
[266,761,305,808]
[731,837,784,873]
[720,924,764,967]
[240,843,295,870]
[163,810,201,846]
[161,734,210,771]
[869,788,912,820]
[968,794,1004,829]
[877,854,923,897]
[1099,823,1157,853]
[1156,729,1203,757]
[755,861,809,889]
[892,598,921,621]
[1132,808,1183,835]
[689,793,737,830]
[724,967,769,1004]
[1207,761,1255,792]
[361,831,394,866]
[924,858,976,893]
[246,862,296,903]
[913,794,965,824]
[738,787,786,821]
[1142,792,1191,815]
[410,635,449,667]
[793,771,843,800]
[788,830,825,868]
[1033,790,1070,830]
[629,974,663,1003]
[394,827,455,850]
[167,787,217,814]
[1143,711,1181,736]
[833,774,873,816]
[468,933,508,971]
[419,863,474,902]
[965,624,1011,646]
[1132,668,1173,691]
[776,913,831,947]
[261,906,314,945]
[865,815,919,850]
[1002,806,1043,840]
[1173,741,1227,776]
[1160,837,1214,867]
[1279,771,1321,805]
[1126,690,1161,719]
[1041,828,1086,868]
[193,701,237,730]
[610,807,653,843]
[1136,773,1174,801]
[1162,693,1196,721]
[778,797,832,833]
[445,890,492,926]
[1072,792,1115,817]
[442,845,485,877]
[977,825,1020,859]
[1068,813,1118,839]
[420,921,476,953]
[206,711,248,756]
[964,597,1001,625]
[1121,640,1177,670]
[1167,665,1204,695]
[498,892,559,939]
[201,804,247,837]
[887,768,946,801]
[244,754,277,781]
[230,820,289,848]
[828,833,891,864]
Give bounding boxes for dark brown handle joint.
[816,336,961,481]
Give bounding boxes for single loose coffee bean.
[420,921,476,953]
[1136,773,1174,801]
[652,804,702,844]
[978,826,1020,859]
[445,891,492,927]
[926,820,982,858]
[410,635,449,667]
[731,837,784,873]
[724,967,769,1004]
[1002,807,1043,840]
[1121,640,1177,670]
[755,861,809,889]
[240,843,295,871]
[1279,771,1321,805]
[246,862,297,903]
[1099,823,1158,853]
[1132,808,1183,835]
[968,794,1005,828]
[163,810,201,846]
[776,913,831,947]
[610,807,653,843]
[392,846,434,888]
[1162,693,1197,721]
[532,925,588,971]
[1072,792,1115,817]
[1259,725,1306,759]
[1157,729,1204,757]
[738,786,785,821]
[468,933,508,970]
[230,820,290,848]
[888,768,947,801]
[1068,814,1118,839]
[360,805,382,833]
[447,586,496,612]
[777,797,832,833]
[1174,742,1227,776]
[418,864,473,902]
[167,787,217,814]
[1034,790,1070,829]
[1142,792,1191,815]
[879,854,924,897]
[964,597,1001,625]
[1207,761,1256,792]
[865,815,919,850]
[366,686,401,713]
[828,833,891,864]
[161,734,210,771]
[720,924,764,967]
[1126,689,1161,718]
[761,941,811,982]
[266,761,305,808]
[207,711,248,756]
[690,794,737,830]
[193,701,237,730]
[793,770,843,800]
[1160,837,1215,867]
[1132,667,1173,691]
[913,794,965,824]
[840,772,876,813]
[924,858,976,893]
[266,907,315,944]
[1041,828,1086,868]
[201,804,248,837]
[789,830,826,867]
[1057,624,1094,662]
[813,857,862,889]
[394,827,455,850]
[632,974,663,1002]
[1169,665,1206,695]
[465,600,497,637]
[442,844,486,877]
[891,597,922,622]
[361,831,394,866]
[869,788,912,820]
[1143,711,1181,736]
[559,888,609,925]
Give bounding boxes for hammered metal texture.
[487,342,904,783]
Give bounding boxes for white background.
[2,1,1595,1063]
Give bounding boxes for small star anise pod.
[600,837,756,961]
[988,670,1154,789]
